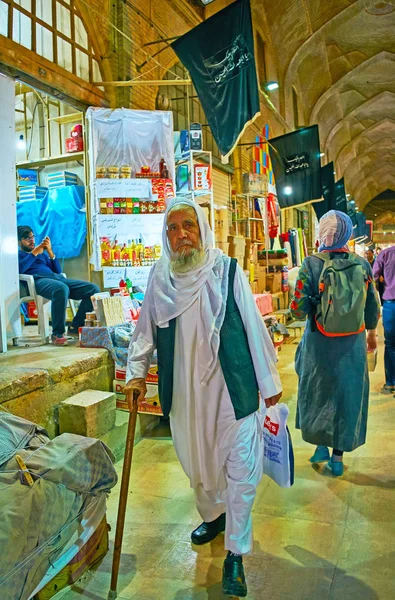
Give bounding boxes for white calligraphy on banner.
[96,178,151,199]
[103,266,153,288]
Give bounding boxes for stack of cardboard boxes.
[226,236,290,313]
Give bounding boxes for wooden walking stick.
[108,390,139,600]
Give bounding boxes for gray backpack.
[314,252,369,337]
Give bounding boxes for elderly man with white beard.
[125,197,282,597]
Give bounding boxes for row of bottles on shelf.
[101,238,162,267]
[99,197,166,215]
[96,158,170,180]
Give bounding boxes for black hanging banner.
[171,0,259,161]
[313,162,334,220]
[268,125,322,209]
[333,177,347,214]
[354,212,369,241]
[347,202,358,228]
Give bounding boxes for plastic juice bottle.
[119,278,127,294]
[154,244,162,261]
[121,243,130,265]
[129,239,137,266]
[137,238,144,265]
[101,238,111,266]
[112,240,121,266]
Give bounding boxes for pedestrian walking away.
[290,210,380,477]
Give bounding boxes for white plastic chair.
[18,274,76,345]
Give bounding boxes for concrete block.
[100,411,160,461]
[59,389,116,438]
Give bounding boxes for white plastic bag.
[261,403,294,488]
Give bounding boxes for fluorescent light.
[320,153,325,157]
[351,200,355,204]
[265,81,279,92]
[17,134,25,150]
[346,194,350,197]
[283,186,292,196]
[333,171,336,175]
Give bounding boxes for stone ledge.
[0,347,115,437]
[0,348,112,404]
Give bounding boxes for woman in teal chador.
[290,211,380,476]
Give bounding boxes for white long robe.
[127,263,282,492]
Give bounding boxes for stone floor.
[60,333,395,600]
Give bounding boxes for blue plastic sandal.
[327,458,344,477]
[309,446,330,463]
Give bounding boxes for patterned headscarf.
[318,210,353,252]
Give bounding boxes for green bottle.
[125,277,134,299]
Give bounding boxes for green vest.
[156,258,259,420]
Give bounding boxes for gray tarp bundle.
[0,412,118,600]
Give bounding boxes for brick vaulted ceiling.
[253,0,395,211]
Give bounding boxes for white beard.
[170,246,205,274]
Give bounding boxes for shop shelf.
[47,112,83,125]
[17,152,84,169]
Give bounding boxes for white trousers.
[194,414,263,555]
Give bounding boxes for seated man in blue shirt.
[18,225,100,346]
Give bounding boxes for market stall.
[86,108,176,290]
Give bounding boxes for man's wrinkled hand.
[264,392,282,408]
[124,378,146,412]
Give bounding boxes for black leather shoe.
[190,513,226,545]
[222,554,247,597]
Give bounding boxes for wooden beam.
[94,79,192,87]
[0,35,108,108]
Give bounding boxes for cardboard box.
[271,292,282,312]
[215,209,229,243]
[47,171,78,188]
[216,241,229,255]
[114,364,160,412]
[266,273,282,294]
[256,266,266,294]
[250,281,258,294]
[228,235,245,258]
[139,383,163,415]
[27,301,37,319]
[242,173,268,195]
[280,291,289,310]
[19,185,48,201]
[251,244,258,265]
[115,365,127,381]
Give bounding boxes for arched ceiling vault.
[257,0,395,211]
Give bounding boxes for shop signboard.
[102,266,153,289]
[95,178,151,199]
[98,214,164,237]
